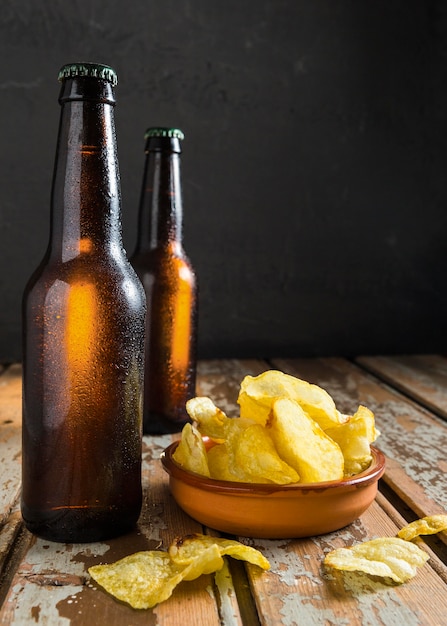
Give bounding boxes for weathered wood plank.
[243,497,447,626]
[2,357,447,625]
[356,354,447,421]
[0,364,22,523]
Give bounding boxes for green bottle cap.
[58,63,118,86]
[144,127,185,141]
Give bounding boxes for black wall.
[1,1,447,362]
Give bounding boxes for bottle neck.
[136,145,183,252]
[49,77,123,262]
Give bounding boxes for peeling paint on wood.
[242,504,447,626]
[2,358,447,624]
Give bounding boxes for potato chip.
[178,544,224,581]
[324,537,429,584]
[325,405,379,476]
[172,423,210,477]
[185,397,228,441]
[269,397,344,482]
[230,423,299,484]
[397,515,447,541]
[89,534,269,609]
[238,370,344,430]
[88,551,187,609]
[169,533,270,571]
[207,443,237,481]
[186,396,254,442]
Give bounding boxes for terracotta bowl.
[161,440,386,538]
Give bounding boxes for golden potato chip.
[185,396,228,441]
[238,370,344,430]
[324,537,429,584]
[186,396,254,442]
[397,515,447,541]
[207,443,237,481]
[172,423,210,477]
[207,437,299,484]
[207,442,259,483]
[178,544,224,581]
[169,533,270,571]
[325,405,379,476]
[230,423,299,484]
[89,534,269,609]
[88,551,186,609]
[269,397,344,482]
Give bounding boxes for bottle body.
[22,256,145,541]
[131,128,198,434]
[21,64,145,542]
[132,244,197,434]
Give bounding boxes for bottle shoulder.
[131,246,195,274]
[29,249,137,274]
[23,253,146,307]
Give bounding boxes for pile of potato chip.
[88,533,269,609]
[173,370,380,484]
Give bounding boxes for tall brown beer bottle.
[131,128,198,434]
[21,63,146,542]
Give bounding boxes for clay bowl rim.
[161,439,386,496]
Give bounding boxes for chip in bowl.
[268,397,344,483]
[238,369,345,430]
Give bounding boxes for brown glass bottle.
[21,63,146,542]
[131,128,198,434]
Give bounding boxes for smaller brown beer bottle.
[131,128,198,434]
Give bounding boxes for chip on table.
[89,534,269,609]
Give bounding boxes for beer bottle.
[21,63,146,542]
[131,128,198,434]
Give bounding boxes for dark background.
[1,0,447,362]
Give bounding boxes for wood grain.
[244,498,447,626]
[357,354,447,421]
[1,357,447,625]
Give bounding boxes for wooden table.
[1,356,447,625]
